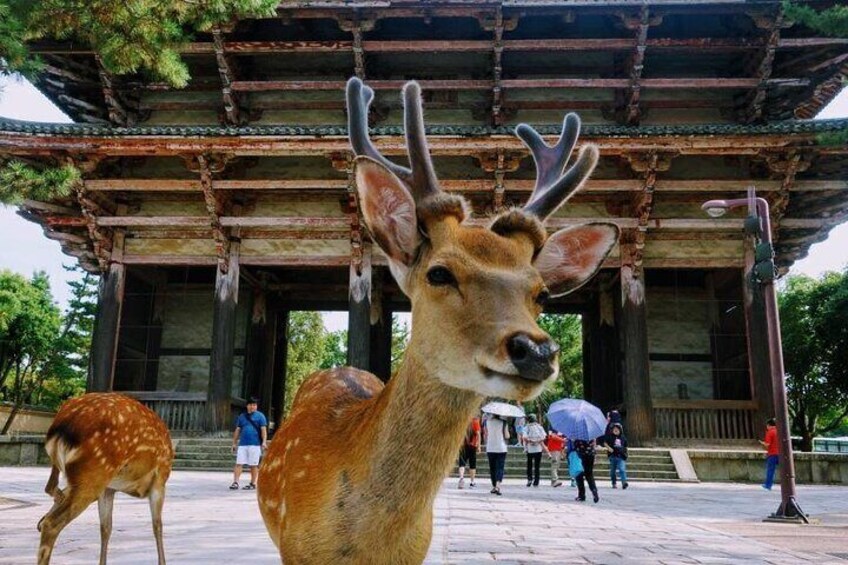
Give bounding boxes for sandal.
[229,482,239,490]
[243,483,256,490]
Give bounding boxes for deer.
[256,77,619,564]
[38,392,174,565]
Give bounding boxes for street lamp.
[702,187,807,523]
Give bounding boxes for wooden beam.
[212,29,241,125]
[95,55,129,126]
[491,7,505,125]
[795,61,848,119]
[82,178,848,194]
[622,6,654,125]
[40,36,841,56]
[197,154,233,270]
[229,77,809,93]
[0,132,815,157]
[741,12,783,123]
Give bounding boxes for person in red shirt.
[759,418,780,490]
[545,430,566,487]
[457,416,482,489]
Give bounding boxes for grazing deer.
[38,392,174,565]
[257,78,618,564]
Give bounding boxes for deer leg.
[97,489,116,565]
[44,466,61,501]
[37,488,97,565]
[148,482,167,565]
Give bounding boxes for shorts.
[457,444,477,469]
[236,445,262,466]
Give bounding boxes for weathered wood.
[584,285,622,412]
[143,271,167,391]
[271,310,290,429]
[83,178,848,194]
[259,297,278,419]
[0,130,819,157]
[620,244,654,446]
[212,29,241,125]
[88,232,126,392]
[348,242,372,371]
[206,241,240,432]
[229,77,808,93]
[244,288,268,401]
[369,268,393,382]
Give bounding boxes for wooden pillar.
[206,243,240,432]
[259,296,277,418]
[143,271,167,391]
[88,232,126,392]
[585,283,621,411]
[271,309,290,431]
[369,268,393,382]
[743,243,776,428]
[348,242,372,370]
[620,246,655,445]
[243,288,268,400]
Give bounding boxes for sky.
[0,76,846,326]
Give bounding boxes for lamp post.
[701,187,807,523]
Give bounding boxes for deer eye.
[426,266,456,287]
[536,289,550,307]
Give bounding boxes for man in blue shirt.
[230,397,268,490]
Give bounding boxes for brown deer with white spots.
[38,392,174,565]
[257,78,619,564]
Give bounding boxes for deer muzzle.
[506,333,560,382]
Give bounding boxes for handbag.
[567,450,584,477]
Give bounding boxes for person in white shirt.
[523,414,549,487]
[483,414,510,495]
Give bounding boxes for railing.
[121,392,206,432]
[654,399,758,441]
[814,437,848,453]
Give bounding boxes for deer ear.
[534,223,619,297]
[354,156,422,270]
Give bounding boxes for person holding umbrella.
[547,399,607,503]
[482,402,523,495]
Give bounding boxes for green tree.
[783,1,848,38]
[320,329,347,370]
[390,314,410,374]
[35,265,96,407]
[0,0,277,86]
[779,270,848,451]
[529,314,583,418]
[0,160,80,205]
[284,311,326,417]
[0,270,61,433]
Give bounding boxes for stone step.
[173,458,234,469]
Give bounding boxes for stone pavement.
[1,467,847,564]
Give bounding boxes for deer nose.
[506,333,559,382]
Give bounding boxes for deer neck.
[362,346,481,518]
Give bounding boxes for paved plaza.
[1,468,846,564]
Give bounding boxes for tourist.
[515,416,527,448]
[457,415,482,489]
[604,423,629,489]
[605,409,623,436]
[759,418,780,490]
[545,429,566,487]
[524,414,548,487]
[230,397,268,490]
[484,414,510,495]
[571,438,599,503]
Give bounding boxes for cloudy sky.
[0,76,846,324]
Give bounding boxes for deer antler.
[516,113,599,221]
[346,77,440,203]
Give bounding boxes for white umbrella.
[481,401,525,419]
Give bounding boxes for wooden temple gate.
[3,0,847,444]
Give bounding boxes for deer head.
[348,77,618,401]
